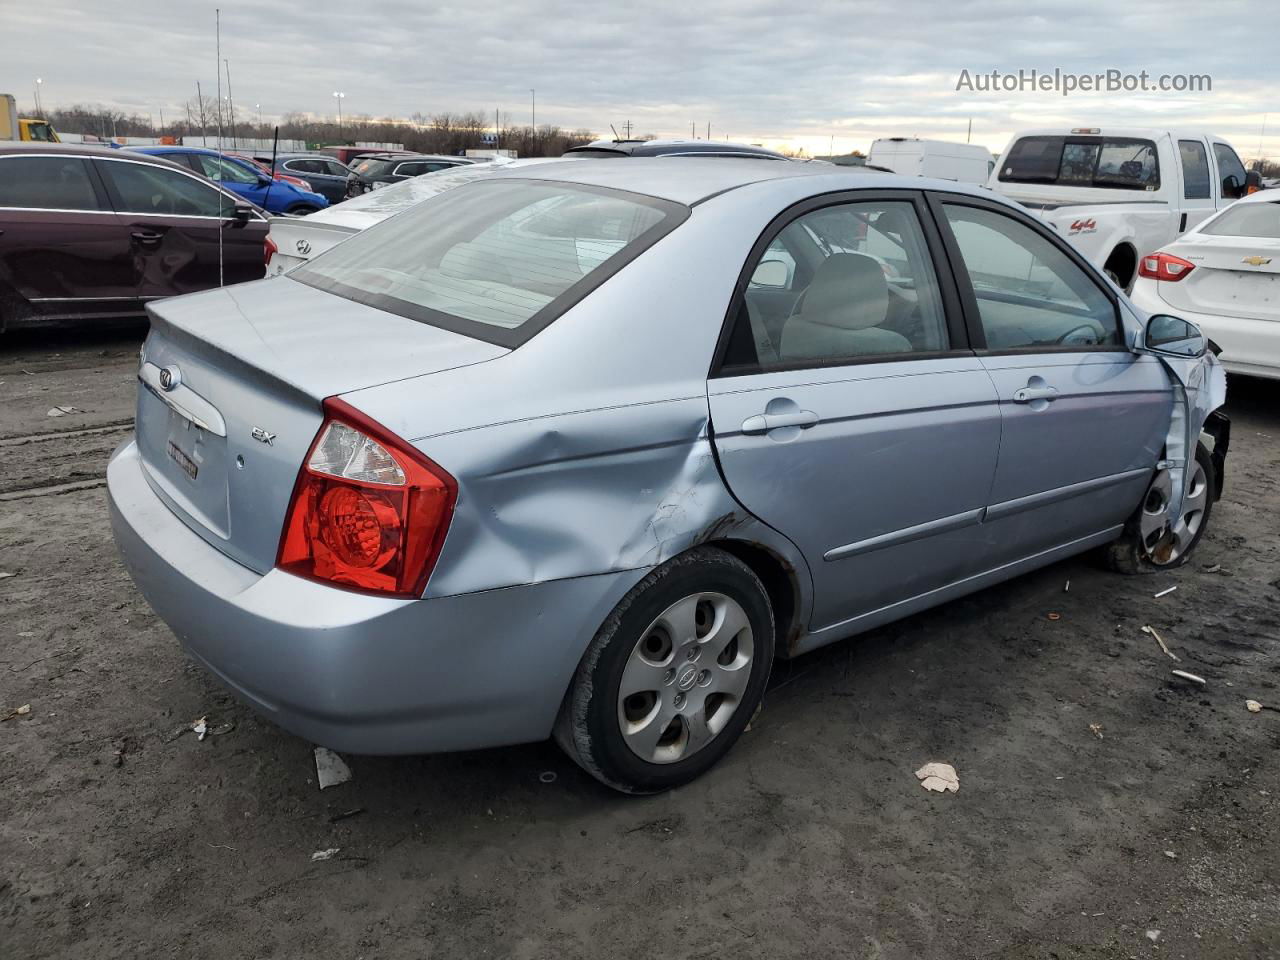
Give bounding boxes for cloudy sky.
[8,0,1278,158]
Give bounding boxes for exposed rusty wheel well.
[708,539,802,658]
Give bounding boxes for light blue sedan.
[108,159,1229,793]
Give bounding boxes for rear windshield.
[292,179,687,347]
[352,158,397,177]
[999,136,1160,191]
[1200,200,1280,238]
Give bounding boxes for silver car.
[108,159,1230,794]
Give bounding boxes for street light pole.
[255,103,262,130]
[333,91,346,141]
[34,78,43,116]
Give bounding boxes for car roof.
[481,156,982,206]
[358,153,470,162]
[566,138,789,159]
[0,141,186,168]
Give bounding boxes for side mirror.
[1246,170,1264,195]
[230,203,253,227]
[751,259,789,289]
[1144,314,1206,358]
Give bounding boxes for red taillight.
[264,235,278,268]
[276,398,457,597]
[1138,252,1195,282]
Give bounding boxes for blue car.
[130,146,328,215]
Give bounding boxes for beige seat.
[780,253,911,359]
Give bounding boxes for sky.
[6,0,1279,159]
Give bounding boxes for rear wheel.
[555,547,774,794]
[1107,442,1215,573]
[285,204,316,216]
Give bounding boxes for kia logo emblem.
[296,239,312,255]
[158,365,181,392]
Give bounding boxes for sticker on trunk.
[166,440,199,480]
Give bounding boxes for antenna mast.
[216,7,224,288]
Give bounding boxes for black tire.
[285,205,316,216]
[1106,441,1215,574]
[555,547,775,794]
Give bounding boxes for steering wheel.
[1056,323,1101,346]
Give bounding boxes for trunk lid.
[1160,235,1280,322]
[136,276,506,573]
[266,216,360,276]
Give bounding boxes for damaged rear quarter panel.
[417,396,810,606]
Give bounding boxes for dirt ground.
[2,322,1278,960]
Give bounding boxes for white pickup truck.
[989,127,1260,290]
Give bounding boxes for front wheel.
[1107,441,1215,573]
[555,547,775,794]
[284,204,317,216]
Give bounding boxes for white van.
[867,138,994,185]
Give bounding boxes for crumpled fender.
[1150,350,1227,537]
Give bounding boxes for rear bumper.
[107,438,642,754]
[1131,282,1280,380]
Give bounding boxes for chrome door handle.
[741,410,819,434]
[1012,386,1060,403]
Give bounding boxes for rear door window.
[0,155,102,210]
[284,158,324,174]
[293,179,686,347]
[1179,140,1211,199]
[98,160,234,217]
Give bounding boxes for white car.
[1130,190,1280,380]
[266,158,554,275]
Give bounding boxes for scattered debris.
[1142,625,1180,662]
[1047,612,1061,621]
[328,807,365,824]
[538,771,558,784]
[1089,723,1104,740]
[315,747,352,790]
[45,405,79,418]
[1146,929,1162,943]
[1204,563,1222,574]
[1063,580,1070,592]
[0,571,16,580]
[2,704,32,722]
[1153,585,1178,599]
[915,762,960,794]
[310,847,340,862]
[1246,700,1263,714]
[1164,850,1178,859]
[1171,669,1206,687]
[192,717,208,741]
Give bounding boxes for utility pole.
[196,81,208,145]
[966,117,972,144]
[706,121,710,140]
[623,120,632,138]
[224,59,237,147]
[530,89,536,155]
[333,91,346,141]
[691,121,696,139]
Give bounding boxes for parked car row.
[0,143,268,330]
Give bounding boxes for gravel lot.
[2,322,1278,959]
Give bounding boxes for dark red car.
[0,143,269,332]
